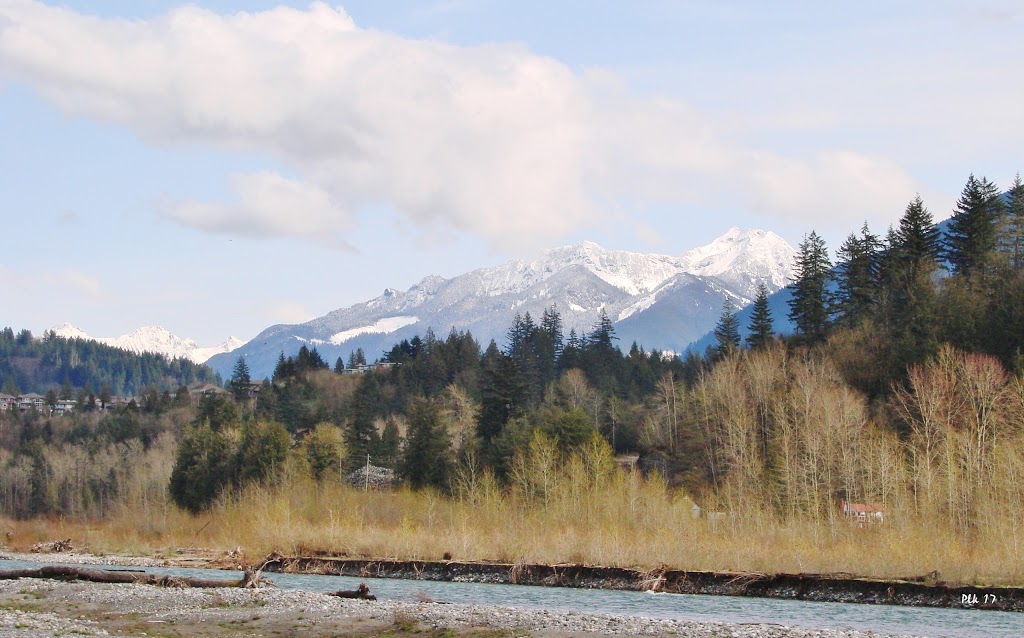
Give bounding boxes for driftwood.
[327,582,376,600]
[0,565,247,588]
[31,539,72,553]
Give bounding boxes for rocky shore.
[0,578,926,638]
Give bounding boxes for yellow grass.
[4,473,1022,586]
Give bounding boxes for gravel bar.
[0,578,925,638]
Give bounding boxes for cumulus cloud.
[0,1,921,249]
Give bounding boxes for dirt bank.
[265,556,1024,612]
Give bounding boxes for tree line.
[0,328,219,398]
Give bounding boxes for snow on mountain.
[207,228,798,379]
[50,323,243,364]
[678,227,795,299]
[329,316,419,344]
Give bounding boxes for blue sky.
[1,1,1022,344]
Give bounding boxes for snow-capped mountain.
[50,323,243,364]
[208,228,796,379]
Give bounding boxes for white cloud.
[166,171,354,247]
[0,1,929,249]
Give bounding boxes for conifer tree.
[834,223,881,325]
[1000,172,1024,269]
[712,299,741,359]
[896,195,942,271]
[946,174,1003,278]
[745,283,775,349]
[229,356,251,401]
[787,231,832,343]
[401,398,453,490]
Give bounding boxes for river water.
[5,559,1024,637]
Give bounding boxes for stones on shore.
[0,579,925,638]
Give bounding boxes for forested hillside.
[0,328,220,396]
[2,171,1023,580]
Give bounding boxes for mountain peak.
[48,323,241,364]
[679,227,795,293]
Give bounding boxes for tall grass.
[4,459,1023,585]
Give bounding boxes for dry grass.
[3,472,1021,586]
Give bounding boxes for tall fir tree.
[945,174,1004,278]
[1000,172,1024,270]
[745,283,775,349]
[833,222,881,325]
[896,195,942,271]
[401,398,453,490]
[787,231,832,343]
[712,299,741,359]
[228,356,251,401]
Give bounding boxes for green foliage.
[946,174,1004,278]
[0,328,217,396]
[168,422,234,513]
[787,231,832,343]
[229,356,251,401]
[833,223,881,326]
[711,299,741,360]
[236,420,290,486]
[401,398,453,490]
[745,284,775,349]
[306,422,345,481]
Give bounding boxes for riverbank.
[0,577,926,638]
[265,556,1024,612]
[3,549,1021,613]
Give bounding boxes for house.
[839,498,886,525]
[53,399,76,415]
[16,393,45,412]
[189,383,229,401]
[341,362,401,375]
[0,394,15,411]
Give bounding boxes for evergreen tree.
[334,357,345,373]
[168,423,233,512]
[401,398,453,490]
[235,420,290,486]
[712,299,741,359]
[1000,172,1024,269]
[745,283,775,349]
[787,231,832,343]
[946,174,1003,278]
[896,195,942,270]
[228,356,251,401]
[833,223,881,325]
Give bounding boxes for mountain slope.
[51,323,243,364]
[209,229,796,379]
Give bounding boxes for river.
[4,559,1023,637]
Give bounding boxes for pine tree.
[229,356,251,401]
[946,174,1003,278]
[712,299,741,359]
[745,283,775,349]
[1000,172,1024,270]
[401,398,453,490]
[896,195,942,270]
[787,231,832,343]
[834,222,881,325]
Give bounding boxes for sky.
[1,1,1022,345]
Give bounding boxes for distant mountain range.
[208,228,796,380]
[50,323,244,364]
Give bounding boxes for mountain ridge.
[208,228,796,379]
[50,323,243,365]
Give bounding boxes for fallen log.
[327,582,376,600]
[0,565,244,588]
